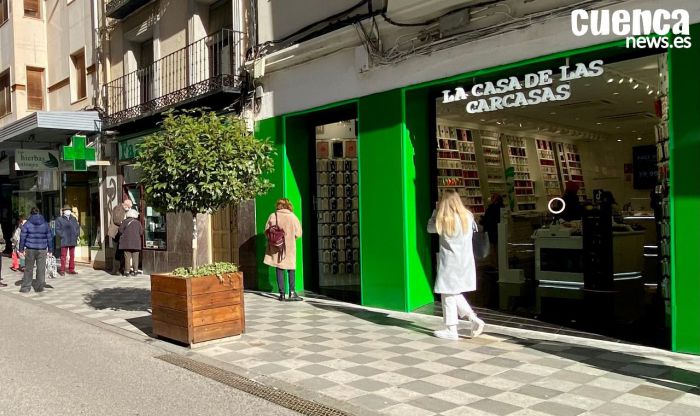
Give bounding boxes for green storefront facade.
[254,29,700,354]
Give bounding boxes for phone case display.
[536,139,562,198]
[505,136,536,211]
[655,55,671,324]
[436,124,484,213]
[556,142,586,199]
[316,138,360,288]
[478,130,507,200]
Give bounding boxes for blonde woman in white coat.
[428,190,486,340]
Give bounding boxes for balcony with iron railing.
[103,29,243,127]
[106,0,153,20]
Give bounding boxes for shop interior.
[433,53,670,347]
[313,120,361,303]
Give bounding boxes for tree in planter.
[137,109,275,268]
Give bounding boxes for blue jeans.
[22,249,47,292]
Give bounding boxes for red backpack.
[265,212,286,261]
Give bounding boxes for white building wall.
[256,0,700,119]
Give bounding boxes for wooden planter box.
[150,272,245,345]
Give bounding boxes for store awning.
[0,111,101,150]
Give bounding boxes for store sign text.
[442,60,604,114]
[14,150,60,171]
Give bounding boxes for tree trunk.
[192,212,198,269]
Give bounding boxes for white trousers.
[441,294,475,326]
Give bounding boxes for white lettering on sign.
[571,9,689,36]
[571,9,691,49]
[442,60,603,114]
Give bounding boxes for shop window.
[71,51,86,101]
[123,164,167,250]
[1,0,8,25]
[24,0,40,18]
[26,67,44,110]
[0,70,10,117]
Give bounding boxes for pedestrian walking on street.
[10,216,26,272]
[0,227,7,287]
[118,209,143,277]
[18,207,54,293]
[428,190,485,340]
[108,198,132,275]
[264,198,303,302]
[55,204,80,276]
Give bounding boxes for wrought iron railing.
[105,0,150,19]
[103,29,243,127]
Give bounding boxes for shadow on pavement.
[304,299,435,337]
[84,287,151,311]
[126,316,154,337]
[508,336,700,396]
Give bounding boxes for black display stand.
[581,204,615,325]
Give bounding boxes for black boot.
[278,293,285,302]
[287,291,303,301]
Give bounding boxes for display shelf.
[556,142,587,200]
[504,135,536,211]
[476,130,506,203]
[436,124,485,213]
[536,139,563,198]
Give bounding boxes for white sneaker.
[471,316,485,337]
[434,328,459,340]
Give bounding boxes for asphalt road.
[0,293,298,416]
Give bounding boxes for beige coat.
[263,209,302,270]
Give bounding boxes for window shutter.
[0,72,10,116]
[27,68,44,110]
[24,0,40,18]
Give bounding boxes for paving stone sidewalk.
[2,257,700,416]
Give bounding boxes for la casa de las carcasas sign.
[442,60,605,114]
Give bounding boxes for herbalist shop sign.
[14,150,60,171]
[442,60,604,113]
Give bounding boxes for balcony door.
[137,39,154,105]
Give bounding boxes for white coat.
[427,209,477,294]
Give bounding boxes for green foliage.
[171,262,239,280]
[137,110,275,215]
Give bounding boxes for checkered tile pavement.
[2,256,700,416]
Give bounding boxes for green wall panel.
[282,116,312,293]
[254,117,286,292]
[669,24,700,354]
[358,91,408,310]
[403,89,436,310]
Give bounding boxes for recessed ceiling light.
[616,126,621,129]
[637,137,643,141]
[596,122,603,125]
[636,100,644,104]
[550,112,556,115]
[633,84,640,89]
[607,78,614,83]
[584,83,591,87]
[632,130,637,133]
[618,78,625,84]
[617,139,623,142]
[613,92,620,95]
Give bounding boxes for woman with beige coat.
[264,198,303,301]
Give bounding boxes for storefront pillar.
[669,24,700,354]
[254,116,287,292]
